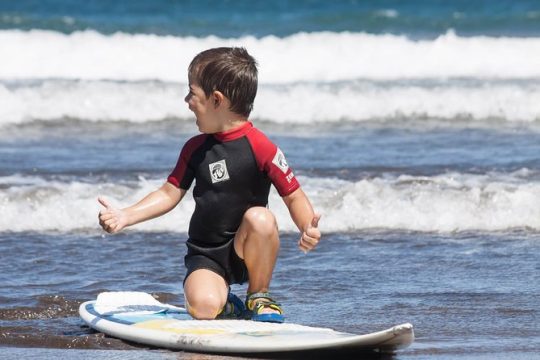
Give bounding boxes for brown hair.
[188,47,258,117]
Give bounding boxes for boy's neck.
[216,114,249,133]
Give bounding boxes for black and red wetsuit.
[167,121,299,284]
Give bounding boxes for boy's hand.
[298,214,321,253]
[98,197,128,234]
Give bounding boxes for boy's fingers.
[299,242,312,252]
[305,225,321,238]
[104,218,116,227]
[302,232,317,243]
[298,242,313,254]
[299,232,319,252]
[104,222,116,233]
[99,212,114,221]
[298,240,310,253]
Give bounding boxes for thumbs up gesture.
[98,197,128,234]
[298,214,321,253]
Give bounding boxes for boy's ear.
[212,91,225,108]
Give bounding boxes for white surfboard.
[79,292,414,356]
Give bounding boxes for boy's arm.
[282,187,321,253]
[98,182,185,234]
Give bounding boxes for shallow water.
[1,230,538,358]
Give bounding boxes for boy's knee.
[185,293,223,320]
[244,207,277,236]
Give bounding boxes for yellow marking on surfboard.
[133,320,227,335]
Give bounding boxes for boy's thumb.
[311,214,321,228]
[98,197,111,209]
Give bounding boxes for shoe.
[245,292,285,323]
[217,292,246,319]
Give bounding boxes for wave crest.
[2,30,540,82]
[1,79,539,125]
[2,172,540,233]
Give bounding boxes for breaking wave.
[2,171,540,233]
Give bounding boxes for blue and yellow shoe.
[217,292,246,319]
[245,292,285,323]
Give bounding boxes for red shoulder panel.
[167,134,208,188]
[245,127,300,197]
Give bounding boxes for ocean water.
[1,0,539,359]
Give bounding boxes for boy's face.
[184,81,220,134]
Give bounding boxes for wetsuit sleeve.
[167,135,207,190]
[246,128,300,197]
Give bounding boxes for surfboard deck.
[79,291,414,356]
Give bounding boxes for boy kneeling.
[98,47,321,323]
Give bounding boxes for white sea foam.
[0,80,187,124]
[1,79,539,125]
[2,172,540,233]
[1,30,540,82]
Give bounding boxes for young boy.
[98,47,321,323]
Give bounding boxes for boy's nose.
[184,94,190,103]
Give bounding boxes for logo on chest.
[209,159,230,183]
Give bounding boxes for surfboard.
[79,291,414,356]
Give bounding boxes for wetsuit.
[167,121,299,284]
